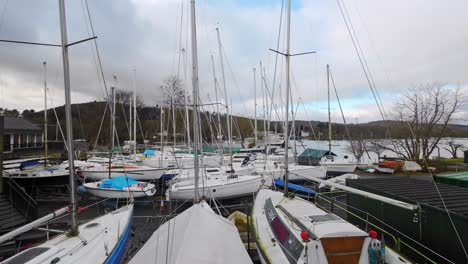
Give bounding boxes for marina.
[1,0,468,263]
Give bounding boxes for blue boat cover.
[101,176,138,190]
[143,149,156,156]
[274,179,317,196]
[19,160,41,170]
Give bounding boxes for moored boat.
[83,176,156,199]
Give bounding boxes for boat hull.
[83,182,156,199]
[141,155,221,168]
[81,168,165,181]
[321,164,357,176]
[167,176,261,200]
[3,204,134,264]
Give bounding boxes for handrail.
[7,178,37,207]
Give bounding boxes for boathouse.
[2,116,43,159]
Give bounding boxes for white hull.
[80,167,165,181]
[3,204,133,264]
[321,163,357,174]
[252,189,409,264]
[141,155,221,169]
[167,175,261,200]
[83,182,156,199]
[256,163,327,181]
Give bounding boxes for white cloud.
[0,0,467,124]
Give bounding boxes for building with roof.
[2,116,43,158]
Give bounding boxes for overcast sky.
[0,0,467,124]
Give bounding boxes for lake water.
[300,138,468,163]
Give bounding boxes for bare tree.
[160,76,186,105]
[368,140,387,158]
[105,89,144,107]
[345,139,368,163]
[387,82,463,162]
[443,138,464,159]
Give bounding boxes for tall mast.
[159,106,164,167]
[190,0,200,203]
[182,49,191,148]
[112,86,116,150]
[216,28,233,170]
[129,95,132,142]
[58,0,78,234]
[210,54,222,142]
[43,61,48,167]
[253,67,258,147]
[260,62,266,149]
[109,87,114,179]
[172,98,176,148]
[133,68,137,157]
[283,0,292,197]
[291,81,296,161]
[216,28,232,153]
[327,64,331,153]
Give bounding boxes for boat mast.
[216,28,233,170]
[171,96,176,149]
[253,67,258,147]
[210,54,222,143]
[160,106,164,167]
[283,0,292,197]
[43,61,48,167]
[112,86,116,150]
[109,87,114,179]
[182,49,191,148]
[260,62,268,169]
[190,0,200,203]
[133,68,137,157]
[129,95,132,143]
[58,0,78,235]
[291,87,296,161]
[327,64,331,153]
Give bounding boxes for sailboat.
[166,26,262,201]
[319,65,357,176]
[128,1,252,262]
[83,175,156,199]
[2,63,70,187]
[78,87,166,181]
[251,1,408,263]
[0,1,133,263]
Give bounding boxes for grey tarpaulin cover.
[128,201,252,264]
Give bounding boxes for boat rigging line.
[335,0,467,258]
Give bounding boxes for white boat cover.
[403,161,422,171]
[128,201,252,264]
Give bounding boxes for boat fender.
[368,239,384,264]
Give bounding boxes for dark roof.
[299,148,336,158]
[3,116,41,132]
[347,177,468,218]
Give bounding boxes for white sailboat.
[252,189,407,264]
[128,2,252,262]
[78,163,166,181]
[167,173,261,201]
[0,2,133,263]
[251,2,409,263]
[128,200,251,264]
[83,176,156,199]
[319,65,357,175]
